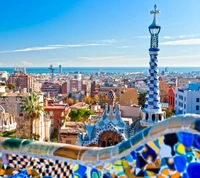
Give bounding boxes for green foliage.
[138,92,147,108]
[21,93,43,119]
[3,130,16,138]
[0,82,6,86]
[50,129,58,142]
[69,108,94,122]
[32,133,40,140]
[5,88,11,93]
[166,107,175,118]
[9,83,16,90]
[21,93,43,140]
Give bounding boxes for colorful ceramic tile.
[0,114,200,177]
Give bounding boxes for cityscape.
[1,1,200,178]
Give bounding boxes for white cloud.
[160,55,200,59]
[75,54,200,67]
[79,55,133,61]
[134,34,200,40]
[94,39,118,43]
[2,54,200,67]
[0,42,111,53]
[134,36,150,39]
[163,34,200,39]
[163,36,173,39]
[159,55,200,67]
[116,46,129,49]
[78,56,148,67]
[86,39,118,44]
[21,61,33,66]
[161,38,200,45]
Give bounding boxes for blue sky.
[0,0,200,67]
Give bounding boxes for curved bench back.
[1,114,200,177]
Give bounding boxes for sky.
[0,0,200,67]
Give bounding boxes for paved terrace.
[0,114,200,177]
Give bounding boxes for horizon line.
[0,66,200,68]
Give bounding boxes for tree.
[69,108,94,122]
[99,94,108,104]
[0,82,6,86]
[83,96,93,104]
[9,83,16,90]
[20,93,43,140]
[66,98,74,106]
[166,107,175,118]
[138,92,147,108]
[93,95,99,104]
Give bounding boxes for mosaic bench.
[1,114,200,177]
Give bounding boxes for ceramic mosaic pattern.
[1,114,200,177]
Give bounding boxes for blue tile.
[178,132,194,147]
[174,155,186,172]
[187,163,200,178]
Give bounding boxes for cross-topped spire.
[149,4,160,28]
[150,5,160,16]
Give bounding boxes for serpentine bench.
[1,114,200,177]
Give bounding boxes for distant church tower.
[141,5,165,127]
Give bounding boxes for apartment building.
[175,83,200,114]
[176,76,200,88]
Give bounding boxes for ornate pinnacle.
[150,5,160,16]
[149,5,161,48]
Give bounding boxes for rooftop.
[70,102,88,110]
[44,104,69,110]
[60,122,85,134]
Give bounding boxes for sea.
[0,67,200,74]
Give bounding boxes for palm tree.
[21,93,43,140]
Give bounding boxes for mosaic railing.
[1,114,200,177]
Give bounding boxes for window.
[197,98,200,102]
[184,104,186,109]
[179,95,183,100]
[151,114,155,121]
[196,105,199,111]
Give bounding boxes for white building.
[175,82,200,115]
[0,71,8,82]
[0,85,6,93]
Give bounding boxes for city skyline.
[0,0,200,67]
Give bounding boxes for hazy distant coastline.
[0,67,199,74]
